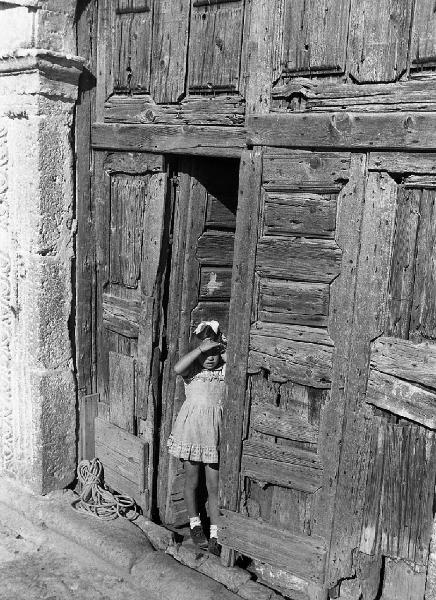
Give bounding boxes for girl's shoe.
[190,525,208,547]
[208,537,221,556]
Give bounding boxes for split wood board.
[251,321,334,347]
[370,337,436,390]
[94,416,148,506]
[92,123,246,158]
[219,509,326,583]
[102,293,141,338]
[251,402,319,444]
[247,113,436,150]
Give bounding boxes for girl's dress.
[167,363,226,463]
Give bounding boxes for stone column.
[0,1,83,494]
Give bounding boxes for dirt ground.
[0,521,158,600]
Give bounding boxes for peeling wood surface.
[102,293,141,338]
[370,337,436,390]
[104,151,164,173]
[366,369,436,429]
[249,334,333,387]
[256,237,341,283]
[92,123,246,157]
[219,509,326,583]
[248,113,436,150]
[380,558,426,600]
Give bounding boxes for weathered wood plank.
[79,394,99,462]
[102,293,140,338]
[327,169,398,585]
[108,351,136,433]
[259,280,329,327]
[94,416,148,507]
[360,422,436,565]
[262,150,350,184]
[191,302,230,336]
[109,174,147,288]
[113,0,152,92]
[282,0,350,76]
[92,123,246,157]
[380,558,426,600]
[256,237,341,283]
[251,402,319,443]
[370,336,436,390]
[188,2,244,92]
[409,188,436,341]
[219,509,326,583]
[199,267,232,299]
[411,0,436,69]
[104,151,164,174]
[150,0,190,102]
[220,149,262,515]
[243,439,323,470]
[196,231,235,266]
[366,369,436,429]
[263,190,337,238]
[251,321,334,347]
[248,113,436,150]
[347,0,414,82]
[385,187,420,338]
[242,454,322,493]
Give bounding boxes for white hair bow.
[194,320,220,335]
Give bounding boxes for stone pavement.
[0,475,278,600]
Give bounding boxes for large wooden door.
[219,146,436,599]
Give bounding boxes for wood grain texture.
[79,394,99,462]
[370,336,436,390]
[219,509,326,583]
[104,151,164,174]
[263,190,337,238]
[256,236,341,283]
[188,1,244,91]
[366,369,436,429]
[94,416,148,509]
[249,334,333,388]
[92,123,246,157]
[327,169,398,585]
[380,557,426,600]
[108,351,136,433]
[282,0,350,75]
[248,113,436,150]
[259,279,329,327]
[113,0,152,92]
[384,187,420,338]
[262,150,350,185]
[150,0,190,102]
[102,293,141,338]
[199,267,233,299]
[409,188,436,341]
[242,454,322,493]
[360,421,436,565]
[347,0,414,82]
[369,152,436,174]
[243,439,323,470]
[411,0,436,68]
[220,149,262,513]
[251,321,334,347]
[196,231,235,266]
[251,402,319,443]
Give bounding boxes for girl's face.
[198,343,221,370]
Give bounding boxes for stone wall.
[0,1,83,493]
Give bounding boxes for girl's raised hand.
[199,339,223,353]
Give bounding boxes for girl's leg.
[183,460,200,518]
[205,463,220,527]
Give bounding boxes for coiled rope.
[74,458,138,521]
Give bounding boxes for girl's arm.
[174,339,222,376]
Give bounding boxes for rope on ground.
[74,458,138,521]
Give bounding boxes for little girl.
[167,320,226,555]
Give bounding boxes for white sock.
[210,524,218,539]
[190,516,201,529]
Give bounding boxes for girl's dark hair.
[189,324,224,352]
